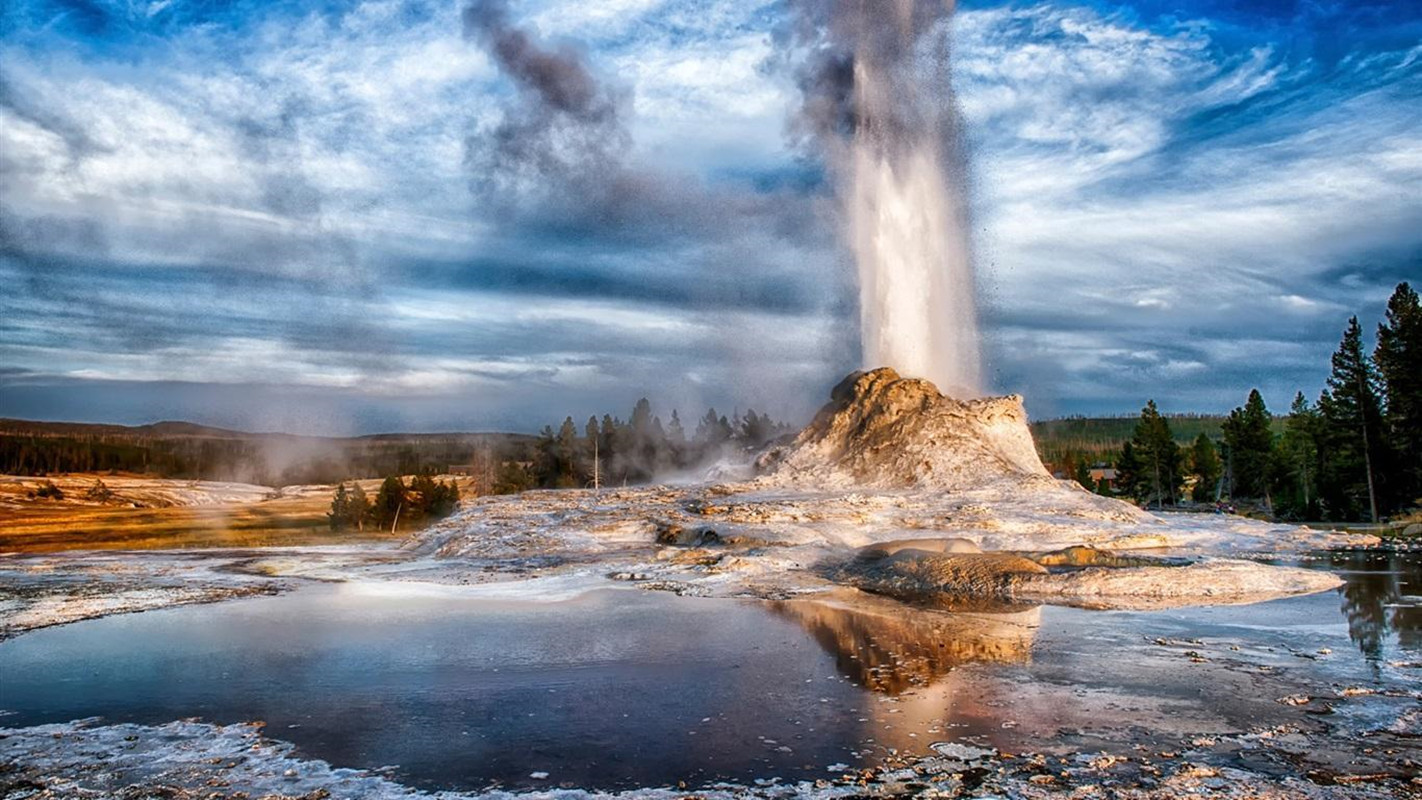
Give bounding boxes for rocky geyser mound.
[757,367,1053,490]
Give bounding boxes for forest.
[1082,282,1420,522]
[0,422,534,488]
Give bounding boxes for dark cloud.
[406,256,825,315]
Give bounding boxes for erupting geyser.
[793,0,981,395]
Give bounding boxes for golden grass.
[0,474,408,553]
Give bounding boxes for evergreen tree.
[1123,401,1183,508]
[1072,458,1094,491]
[428,478,460,518]
[630,398,654,439]
[556,416,580,487]
[667,410,686,446]
[1188,433,1221,503]
[1318,317,1385,522]
[1221,389,1275,503]
[1116,440,1140,499]
[1375,281,1422,506]
[1276,392,1321,519]
[327,483,351,531]
[348,482,369,531]
[741,408,774,447]
[492,461,536,494]
[696,408,719,444]
[599,414,617,476]
[372,476,407,530]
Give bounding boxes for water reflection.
[768,591,1041,694]
[1324,550,1421,660]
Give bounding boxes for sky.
[1,0,1419,435]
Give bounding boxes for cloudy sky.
[1,0,1418,434]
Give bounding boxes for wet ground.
[1,550,1417,794]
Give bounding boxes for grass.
[0,480,403,553]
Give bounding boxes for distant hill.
[0,418,537,486]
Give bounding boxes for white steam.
[792,0,982,396]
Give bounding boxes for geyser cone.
[756,367,1048,490]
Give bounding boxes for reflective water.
[1,553,1417,791]
[1323,549,1421,661]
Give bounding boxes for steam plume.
[461,0,628,203]
[789,0,982,395]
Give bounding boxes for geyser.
[792,0,981,395]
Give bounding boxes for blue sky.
[1,0,1418,434]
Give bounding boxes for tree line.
[505,401,796,490]
[1110,282,1420,521]
[0,430,533,487]
[328,474,461,532]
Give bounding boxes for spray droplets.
[789,0,982,396]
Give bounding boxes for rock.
[836,551,1048,602]
[856,537,982,559]
[1402,523,1422,537]
[834,547,1343,611]
[755,367,1057,490]
[654,520,720,547]
[1013,559,1343,609]
[1030,545,1165,568]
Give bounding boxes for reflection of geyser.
[770,593,1039,694]
[771,592,1039,754]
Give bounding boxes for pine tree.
[556,416,580,487]
[1072,458,1094,491]
[666,409,686,457]
[630,398,654,439]
[668,409,685,449]
[1189,433,1221,503]
[328,483,351,531]
[1221,389,1275,503]
[1277,393,1321,518]
[373,476,407,530]
[696,408,720,444]
[348,482,369,531]
[1124,400,1183,508]
[1375,281,1422,506]
[1116,440,1140,499]
[1319,317,1385,522]
[741,408,773,447]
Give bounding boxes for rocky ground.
[0,468,1378,639]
